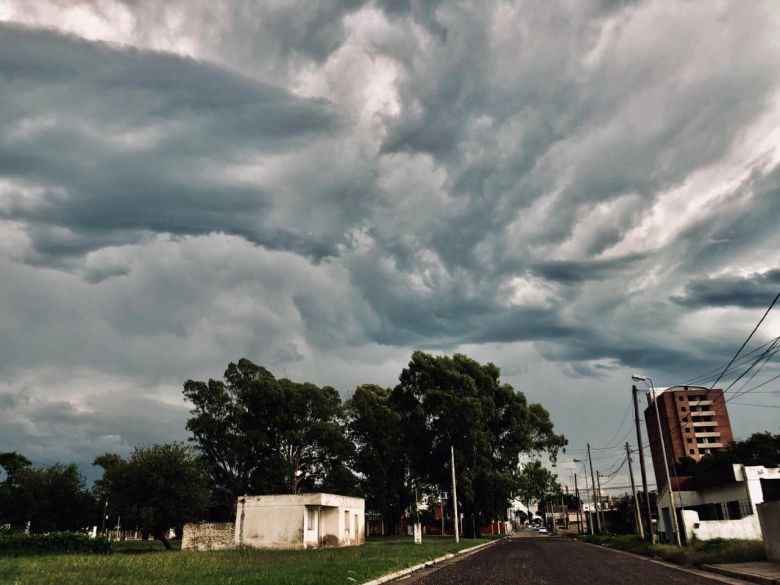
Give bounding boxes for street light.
[632,374,681,547]
[572,459,593,535]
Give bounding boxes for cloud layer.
[1,1,779,483]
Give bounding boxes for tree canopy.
[348,351,566,536]
[183,358,355,518]
[676,431,780,476]
[0,453,95,533]
[94,443,209,549]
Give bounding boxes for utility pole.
[626,442,644,539]
[439,488,445,536]
[633,385,655,542]
[574,474,583,535]
[596,471,606,532]
[451,445,459,543]
[587,444,601,533]
[561,493,568,531]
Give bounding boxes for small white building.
[657,464,780,543]
[235,493,365,549]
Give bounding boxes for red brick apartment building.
[644,385,734,490]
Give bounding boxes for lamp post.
[632,374,681,547]
[573,459,594,534]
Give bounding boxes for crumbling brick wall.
[181,522,235,551]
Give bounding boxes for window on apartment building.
[687,438,692,443]
[680,406,687,412]
[678,395,684,401]
[685,427,691,433]
[689,449,695,454]
[739,500,753,518]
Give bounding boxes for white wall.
[682,509,763,541]
[235,493,365,549]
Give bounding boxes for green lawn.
[580,534,766,567]
[0,536,494,585]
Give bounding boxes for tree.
[0,454,95,533]
[183,358,356,518]
[391,352,567,537]
[344,384,414,534]
[95,443,209,549]
[516,460,560,516]
[676,431,779,477]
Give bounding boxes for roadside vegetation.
[580,534,766,567]
[0,535,493,585]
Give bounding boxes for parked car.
[537,527,548,534]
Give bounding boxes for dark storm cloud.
[1,0,780,476]
[0,24,354,263]
[531,255,647,285]
[673,269,780,309]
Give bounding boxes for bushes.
[580,534,766,566]
[0,532,112,555]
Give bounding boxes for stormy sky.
[1,1,779,490]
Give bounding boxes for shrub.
[0,532,112,555]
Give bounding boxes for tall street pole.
[626,442,644,539]
[451,445,459,543]
[574,473,583,535]
[648,378,681,547]
[596,471,606,531]
[587,444,601,533]
[576,459,594,534]
[632,384,655,542]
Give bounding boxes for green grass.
[580,534,766,567]
[0,535,494,585]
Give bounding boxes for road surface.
[400,534,737,585]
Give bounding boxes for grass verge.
[580,534,766,567]
[0,535,494,585]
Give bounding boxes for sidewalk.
[703,562,780,585]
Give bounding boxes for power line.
[681,337,779,386]
[708,289,780,390]
[593,398,633,451]
[729,402,780,409]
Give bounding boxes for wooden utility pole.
[587,444,601,533]
[574,474,583,535]
[633,385,655,542]
[626,442,644,539]
[451,445,459,543]
[596,471,606,531]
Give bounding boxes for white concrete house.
[657,464,780,543]
[235,493,365,549]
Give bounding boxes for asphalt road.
[400,535,734,585]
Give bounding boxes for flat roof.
[645,385,713,403]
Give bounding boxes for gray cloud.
[1,1,780,480]
[0,24,363,264]
[673,269,780,309]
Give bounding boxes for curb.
[702,564,780,585]
[575,540,753,585]
[361,538,505,585]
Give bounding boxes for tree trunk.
[154,529,172,550]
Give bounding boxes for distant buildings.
[642,384,780,543]
[657,463,780,543]
[644,385,734,490]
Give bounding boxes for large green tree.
[344,384,414,534]
[391,351,567,537]
[0,453,95,533]
[95,443,209,549]
[183,358,356,518]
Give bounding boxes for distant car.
[537,527,548,534]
